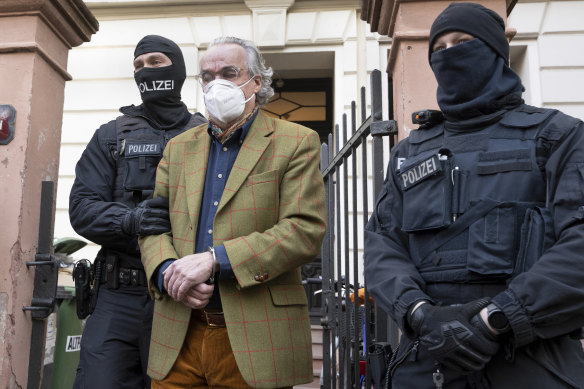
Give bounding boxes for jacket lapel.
[184,127,211,230]
[218,111,273,212]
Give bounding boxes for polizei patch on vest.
[399,155,441,190]
[126,143,160,156]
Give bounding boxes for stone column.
[381,0,514,140]
[0,1,97,387]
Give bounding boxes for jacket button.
[262,273,269,281]
[254,273,261,281]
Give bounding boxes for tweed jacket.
[139,111,326,388]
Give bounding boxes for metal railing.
[319,69,399,388]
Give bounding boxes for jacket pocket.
[514,206,554,276]
[268,284,308,306]
[242,169,279,207]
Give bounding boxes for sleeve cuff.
[214,245,233,280]
[154,259,175,294]
[396,289,434,336]
[492,289,535,347]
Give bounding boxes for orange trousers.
[151,318,250,389]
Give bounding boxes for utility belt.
[73,253,148,319]
[101,267,148,288]
[101,253,148,288]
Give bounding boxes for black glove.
[408,298,499,374]
[121,197,171,236]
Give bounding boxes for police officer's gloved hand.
[408,298,499,374]
[121,197,171,236]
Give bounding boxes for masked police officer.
[69,35,206,389]
[365,3,584,388]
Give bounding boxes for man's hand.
[408,298,499,374]
[122,197,170,236]
[163,252,214,301]
[179,283,215,309]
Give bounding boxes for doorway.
[261,50,334,323]
[261,51,334,143]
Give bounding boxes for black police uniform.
[69,104,206,388]
[365,104,584,388]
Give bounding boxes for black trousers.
[391,334,584,389]
[73,285,154,389]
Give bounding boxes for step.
[307,323,323,389]
[311,324,323,344]
[313,359,322,376]
[312,343,323,359]
[294,376,321,389]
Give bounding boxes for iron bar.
[370,70,389,343]
[335,123,343,389]
[319,69,395,388]
[321,141,332,388]
[350,102,362,389]
[321,116,372,177]
[362,118,373,389]
[341,113,353,387]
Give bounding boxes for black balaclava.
[133,35,189,130]
[428,3,523,122]
[429,2,509,64]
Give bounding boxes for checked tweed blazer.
[139,111,326,388]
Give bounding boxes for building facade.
[56,0,584,265]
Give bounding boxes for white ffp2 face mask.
[203,77,255,124]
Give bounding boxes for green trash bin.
[49,284,84,389]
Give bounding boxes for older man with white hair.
[140,37,326,389]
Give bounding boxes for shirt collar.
[207,110,259,145]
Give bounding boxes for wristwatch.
[486,303,510,333]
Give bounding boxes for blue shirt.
[157,112,257,309]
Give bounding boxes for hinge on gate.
[371,120,397,137]
[22,181,59,319]
[22,254,57,318]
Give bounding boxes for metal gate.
[319,69,400,388]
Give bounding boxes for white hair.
[207,36,274,106]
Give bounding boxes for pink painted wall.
[0,1,97,387]
[386,0,510,140]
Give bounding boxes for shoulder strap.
[115,115,149,134]
[419,199,504,261]
[96,120,119,162]
[499,105,557,129]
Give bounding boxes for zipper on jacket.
[390,340,419,378]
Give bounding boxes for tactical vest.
[111,114,202,207]
[397,105,574,286]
